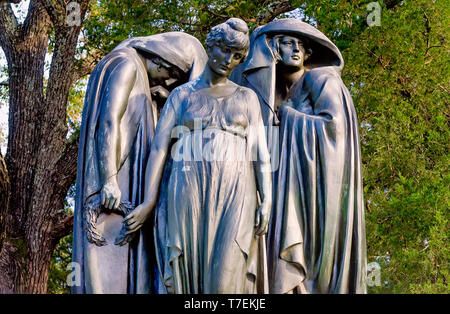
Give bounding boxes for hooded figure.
[72,32,207,294]
[231,19,367,294]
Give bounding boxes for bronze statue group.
[73,17,367,294]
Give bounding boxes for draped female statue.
[116,18,272,294]
[73,32,207,294]
[232,18,367,294]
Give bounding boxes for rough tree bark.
[0,154,9,253]
[0,0,89,293]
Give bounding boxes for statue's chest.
[180,92,249,131]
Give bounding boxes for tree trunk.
[0,0,83,293]
[0,153,9,252]
[0,25,55,294]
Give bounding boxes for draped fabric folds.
[72,33,207,294]
[153,83,268,294]
[269,68,367,294]
[231,19,367,294]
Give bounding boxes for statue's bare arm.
[248,91,273,236]
[97,59,137,210]
[122,91,180,234]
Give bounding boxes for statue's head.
[269,34,312,70]
[140,53,185,87]
[206,18,250,77]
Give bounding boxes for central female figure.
[117,18,272,294]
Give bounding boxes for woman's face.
[208,43,245,77]
[278,35,307,69]
[147,59,171,86]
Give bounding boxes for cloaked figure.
[232,18,367,294]
[73,32,207,294]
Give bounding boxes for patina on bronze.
[232,18,367,294]
[74,17,366,295]
[72,32,207,294]
[116,18,273,294]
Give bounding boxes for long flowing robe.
[231,19,367,294]
[72,32,207,294]
[153,82,269,294]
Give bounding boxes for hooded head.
[243,18,344,74]
[231,19,344,111]
[116,32,208,80]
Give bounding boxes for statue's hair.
[269,34,313,63]
[206,18,250,62]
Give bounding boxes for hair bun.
[226,18,249,35]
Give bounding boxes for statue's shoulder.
[305,66,340,82]
[234,83,259,100]
[172,79,198,96]
[91,46,141,78]
[304,67,342,91]
[166,80,199,111]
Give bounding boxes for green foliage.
[45,0,448,294]
[81,0,275,60]
[48,184,76,294]
[306,0,450,293]
[47,235,73,294]
[67,78,88,139]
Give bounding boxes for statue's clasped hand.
[114,201,154,246]
[101,176,122,210]
[150,85,170,101]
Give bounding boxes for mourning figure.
[73,32,207,293]
[232,18,367,294]
[116,18,272,294]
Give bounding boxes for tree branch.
[362,44,389,71]
[41,0,89,136]
[256,0,296,25]
[38,0,64,27]
[0,3,20,55]
[51,213,73,241]
[72,52,99,82]
[382,0,402,9]
[22,0,50,43]
[52,134,79,194]
[49,135,78,241]
[422,8,431,55]
[201,6,256,23]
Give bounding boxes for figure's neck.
[200,66,228,87]
[276,64,305,90]
[275,64,305,109]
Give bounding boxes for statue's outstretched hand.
[101,176,121,210]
